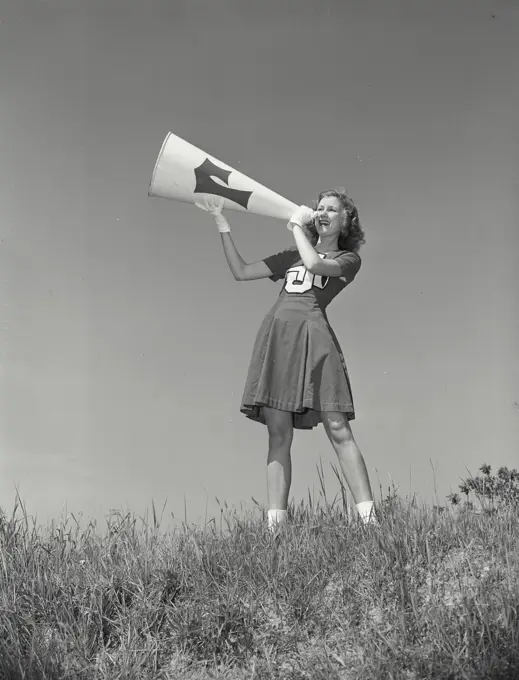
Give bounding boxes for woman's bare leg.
[263,406,294,512]
[321,411,376,522]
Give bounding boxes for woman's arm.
[220,232,273,281]
[195,195,273,281]
[292,224,344,276]
[291,224,322,272]
[289,207,344,277]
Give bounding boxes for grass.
[1,480,518,680]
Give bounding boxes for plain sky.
[1,0,518,529]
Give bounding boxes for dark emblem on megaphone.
[194,158,253,210]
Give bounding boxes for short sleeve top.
[263,245,361,311]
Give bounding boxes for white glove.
[195,194,231,233]
[288,205,317,231]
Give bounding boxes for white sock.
[268,509,287,530]
[356,500,376,524]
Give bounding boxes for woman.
[196,189,376,529]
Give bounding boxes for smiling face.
[314,195,346,237]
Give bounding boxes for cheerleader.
[196,189,376,529]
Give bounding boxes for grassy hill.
[1,485,518,679]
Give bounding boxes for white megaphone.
[148,132,298,221]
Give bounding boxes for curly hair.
[304,188,366,253]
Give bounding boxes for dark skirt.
[240,309,355,430]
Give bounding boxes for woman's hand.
[287,205,318,231]
[195,195,231,233]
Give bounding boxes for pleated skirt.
[240,307,355,429]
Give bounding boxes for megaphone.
[148,132,298,221]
